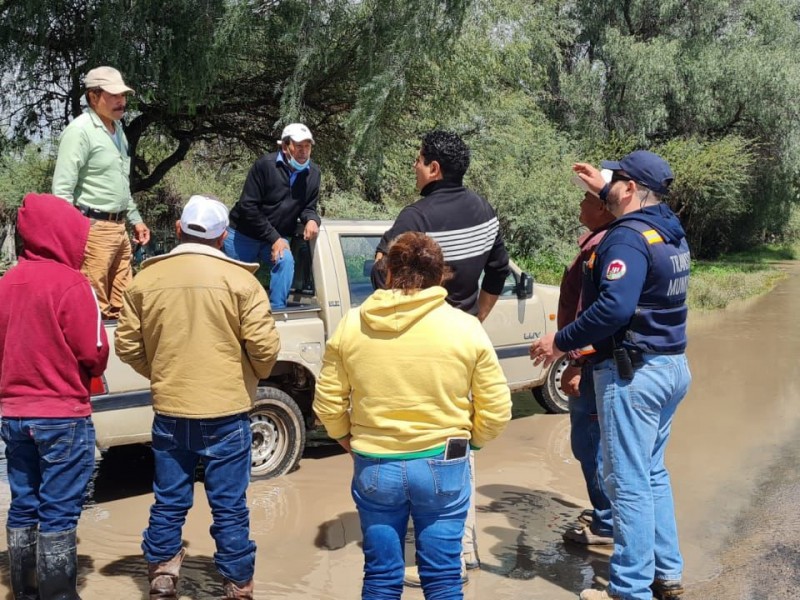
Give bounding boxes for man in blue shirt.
[530,151,690,600]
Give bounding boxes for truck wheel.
[249,386,306,479]
[532,355,571,414]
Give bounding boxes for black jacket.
[229,151,321,244]
[372,180,510,315]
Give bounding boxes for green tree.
[0,144,54,220]
[539,0,800,255]
[0,0,470,195]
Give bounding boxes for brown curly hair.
[386,232,452,293]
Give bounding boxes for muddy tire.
[532,355,571,414]
[249,386,306,479]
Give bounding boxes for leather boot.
[222,578,254,599]
[37,528,80,600]
[147,548,186,599]
[652,579,684,599]
[7,525,38,599]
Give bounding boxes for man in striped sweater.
[371,130,510,320]
[371,129,510,585]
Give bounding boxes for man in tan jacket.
[115,195,280,600]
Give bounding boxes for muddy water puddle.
[1,264,799,598]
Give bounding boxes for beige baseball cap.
[85,66,134,94]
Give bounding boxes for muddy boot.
[221,578,254,599]
[37,528,80,600]
[7,525,39,599]
[651,579,684,599]
[147,548,186,599]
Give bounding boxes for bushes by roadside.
[689,245,795,310]
[518,244,796,311]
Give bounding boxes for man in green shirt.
[52,66,150,320]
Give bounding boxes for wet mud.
[1,263,799,599]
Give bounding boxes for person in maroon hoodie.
[0,193,109,600]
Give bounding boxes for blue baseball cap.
[601,150,673,196]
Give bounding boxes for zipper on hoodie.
[89,286,103,348]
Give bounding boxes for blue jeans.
[1,417,95,532]
[569,363,613,535]
[223,227,294,309]
[142,413,256,584]
[594,353,691,600]
[352,452,471,600]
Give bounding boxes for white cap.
[571,169,613,197]
[180,195,229,239]
[85,66,134,94]
[280,123,314,144]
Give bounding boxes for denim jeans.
[593,353,691,600]
[1,417,95,532]
[142,413,256,584]
[569,363,613,536]
[223,227,294,309]
[352,451,471,600]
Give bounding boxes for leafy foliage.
[0,144,54,221]
[2,0,800,269]
[0,0,470,195]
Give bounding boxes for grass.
[518,243,796,311]
[688,244,795,310]
[515,254,565,286]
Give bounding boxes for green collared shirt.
[52,108,142,224]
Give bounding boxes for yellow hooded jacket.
[313,286,511,456]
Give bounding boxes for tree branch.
[133,137,193,193]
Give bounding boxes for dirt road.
[1,263,799,599]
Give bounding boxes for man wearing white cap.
[224,122,322,309]
[52,65,151,320]
[115,195,280,600]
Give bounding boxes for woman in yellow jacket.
[313,232,511,600]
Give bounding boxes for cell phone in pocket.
[444,437,469,460]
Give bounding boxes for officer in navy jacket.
[530,151,691,600]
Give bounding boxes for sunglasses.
[611,172,633,183]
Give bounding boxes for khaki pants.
[81,220,132,319]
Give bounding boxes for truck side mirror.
[517,272,534,299]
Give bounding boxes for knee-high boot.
[37,528,80,600]
[7,525,39,599]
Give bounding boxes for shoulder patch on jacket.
[605,259,627,280]
[641,229,663,245]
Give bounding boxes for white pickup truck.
[90,220,568,479]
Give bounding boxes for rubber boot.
[7,525,39,599]
[147,548,186,599]
[221,578,254,599]
[37,528,80,600]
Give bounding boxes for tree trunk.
[0,222,17,267]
